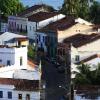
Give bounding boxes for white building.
[0,32,41,100]
[0,78,40,100]
[0,22,8,32]
[8,16,28,33]
[63,33,100,78]
[0,32,28,68]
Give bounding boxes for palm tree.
[94,63,100,85]
[74,63,100,85]
[74,64,92,85]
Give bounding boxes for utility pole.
[64,44,74,100]
[65,49,71,99]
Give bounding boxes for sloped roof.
[28,11,58,22]
[37,16,75,32]
[18,4,46,17]
[0,32,27,42]
[64,33,100,48]
[76,54,100,64]
[93,25,100,30]
[0,78,39,91]
[75,18,93,25]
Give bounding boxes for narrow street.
[42,60,67,100]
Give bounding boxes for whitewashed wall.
[38,14,65,29]
[0,47,27,68]
[27,21,36,40]
[14,47,27,69]
[1,23,8,32]
[8,16,28,32]
[0,84,40,100]
[71,39,100,78]
[71,39,100,62]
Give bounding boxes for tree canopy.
[74,63,100,85]
[0,0,25,18]
[90,1,100,24]
[61,0,94,19]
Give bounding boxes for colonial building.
[8,4,65,41]
[36,16,75,58]
[0,32,41,100]
[0,22,8,32]
[36,17,95,58]
[63,33,100,78]
[0,32,28,69]
[0,78,40,100]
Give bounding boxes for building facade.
[0,78,40,100]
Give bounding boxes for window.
[41,43,43,48]
[20,24,22,32]
[7,60,11,66]
[43,36,45,42]
[20,57,23,66]
[15,22,16,27]
[26,25,27,32]
[33,27,35,31]
[0,91,3,98]
[0,59,2,62]
[26,94,30,100]
[18,94,22,100]
[30,26,31,30]
[17,24,19,31]
[38,35,40,41]
[75,55,80,61]
[8,91,12,99]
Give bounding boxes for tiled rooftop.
[64,33,100,48]
[37,16,75,32]
[76,54,100,64]
[28,11,58,22]
[18,4,46,17]
[0,78,39,91]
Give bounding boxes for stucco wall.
[0,47,27,68]
[0,84,40,100]
[58,23,94,43]
[27,21,36,40]
[8,16,28,32]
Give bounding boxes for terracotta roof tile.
[0,78,39,91]
[17,4,45,17]
[37,16,76,32]
[93,25,100,30]
[64,33,100,48]
[15,37,28,41]
[76,54,100,64]
[28,59,37,69]
[28,11,58,22]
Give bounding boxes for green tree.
[0,0,25,18]
[90,1,100,24]
[61,0,79,15]
[28,45,36,60]
[74,63,100,85]
[61,0,94,19]
[74,64,92,85]
[94,63,100,84]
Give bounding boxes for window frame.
[0,91,3,98]
[8,91,12,99]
